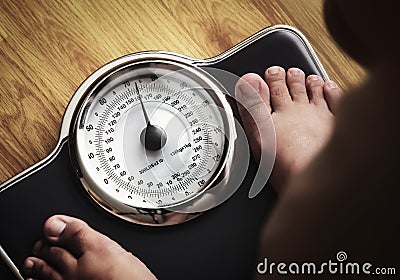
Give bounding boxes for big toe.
[44,215,118,258]
[236,73,271,162]
[236,73,271,114]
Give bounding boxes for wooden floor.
[0,0,364,183]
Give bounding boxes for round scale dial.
[71,57,235,225]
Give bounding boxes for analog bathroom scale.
[0,25,328,280]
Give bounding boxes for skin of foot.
[23,215,157,280]
[236,66,342,193]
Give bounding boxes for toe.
[323,80,343,114]
[24,257,62,280]
[43,215,113,258]
[286,68,308,103]
[264,66,291,111]
[32,239,77,274]
[236,73,271,162]
[306,75,325,105]
[236,73,271,114]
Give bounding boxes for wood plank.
[0,0,364,183]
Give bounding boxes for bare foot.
[23,215,157,280]
[236,66,342,193]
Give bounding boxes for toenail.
[268,66,281,75]
[47,218,67,237]
[239,81,260,94]
[309,75,320,81]
[326,80,337,89]
[248,80,260,92]
[289,68,300,75]
[25,259,34,269]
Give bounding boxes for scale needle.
[136,82,150,125]
[135,82,167,150]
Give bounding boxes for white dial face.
[75,61,229,210]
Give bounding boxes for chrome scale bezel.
[68,55,237,226]
[0,25,329,279]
